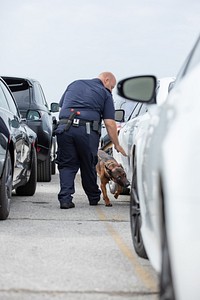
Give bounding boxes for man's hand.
[114,144,127,156]
[104,119,127,156]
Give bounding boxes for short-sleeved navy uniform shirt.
[59,78,115,122]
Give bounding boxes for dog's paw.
[105,203,113,207]
[114,194,119,199]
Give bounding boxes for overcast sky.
[0,0,199,103]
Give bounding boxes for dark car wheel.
[16,147,37,196]
[160,228,175,300]
[37,155,51,182]
[109,181,130,195]
[121,187,130,195]
[130,157,148,259]
[51,160,56,175]
[160,202,175,299]
[0,151,12,220]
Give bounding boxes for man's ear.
[104,76,109,84]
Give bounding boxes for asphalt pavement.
[0,171,159,300]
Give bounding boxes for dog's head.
[105,163,130,188]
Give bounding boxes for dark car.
[0,77,37,220]
[2,76,59,182]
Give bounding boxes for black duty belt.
[58,118,92,126]
[58,118,101,134]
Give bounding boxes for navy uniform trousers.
[56,124,101,205]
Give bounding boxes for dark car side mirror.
[117,75,157,104]
[50,102,59,113]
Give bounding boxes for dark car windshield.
[5,79,31,110]
[12,89,30,109]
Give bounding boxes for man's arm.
[104,119,127,156]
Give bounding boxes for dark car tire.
[37,155,51,182]
[130,157,148,259]
[160,206,175,299]
[121,187,130,195]
[51,160,56,175]
[0,151,12,220]
[16,147,37,196]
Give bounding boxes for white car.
[112,77,175,185]
[100,97,142,151]
[117,34,200,300]
[108,101,147,195]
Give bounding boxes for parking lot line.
[96,206,159,293]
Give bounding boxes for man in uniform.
[55,72,126,209]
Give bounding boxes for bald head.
[98,72,116,92]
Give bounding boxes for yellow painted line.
[96,206,158,292]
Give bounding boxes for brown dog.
[96,149,130,206]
